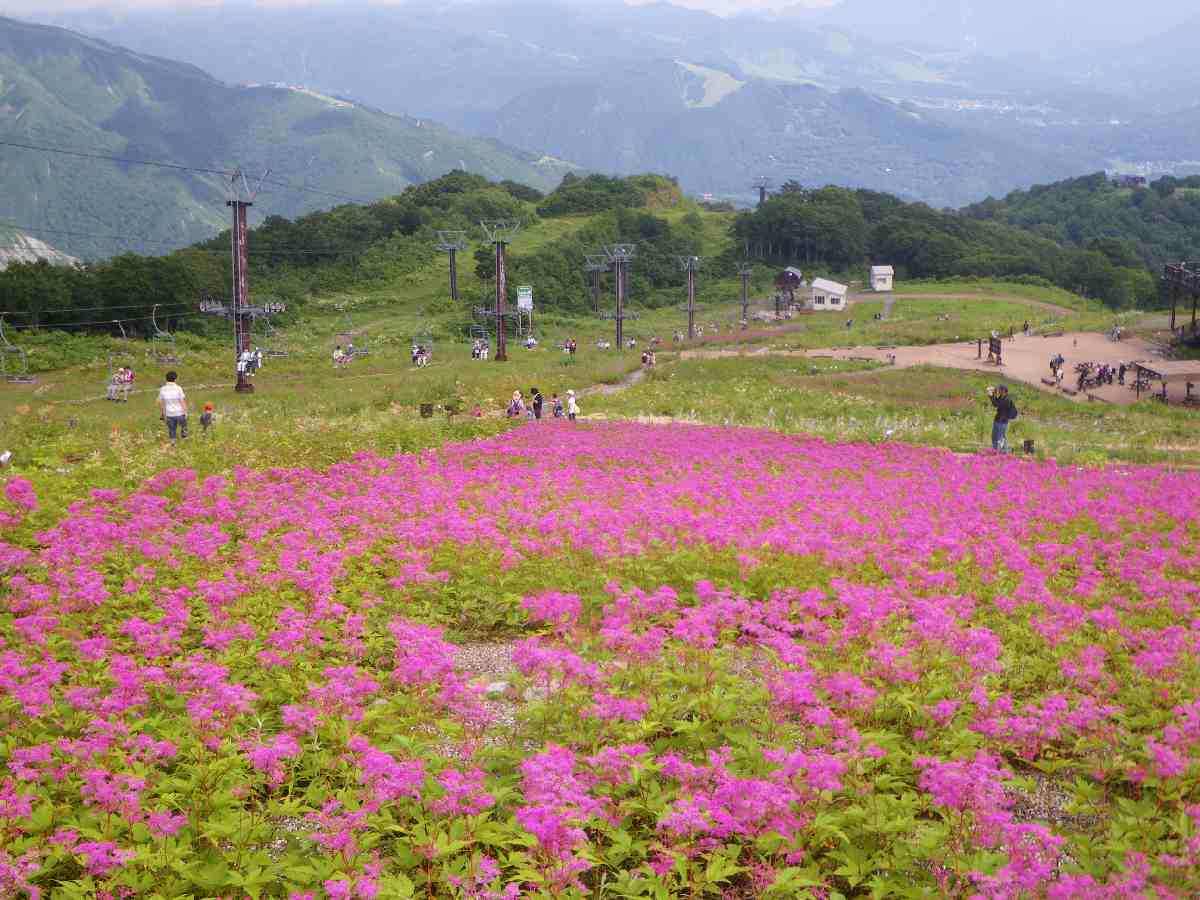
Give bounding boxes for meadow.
[1,422,1198,898]
[2,276,1199,897]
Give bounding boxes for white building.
[810,277,848,311]
[870,265,895,292]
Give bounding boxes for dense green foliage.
[0,254,225,341]
[965,171,1200,273]
[733,184,1161,309]
[536,174,682,217]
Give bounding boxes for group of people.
[640,349,657,367]
[237,348,264,378]
[411,344,431,367]
[506,387,578,421]
[332,343,358,368]
[105,366,135,401]
[155,371,215,444]
[561,338,578,356]
[471,339,490,360]
[1049,353,1067,386]
[1078,362,1126,390]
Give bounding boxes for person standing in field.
[157,371,188,444]
[200,402,214,435]
[566,389,579,422]
[986,384,1017,452]
[530,387,544,420]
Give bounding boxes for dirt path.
[581,366,647,397]
[680,331,1169,406]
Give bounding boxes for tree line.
[733,180,1160,308]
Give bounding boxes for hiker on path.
[157,371,188,445]
[551,393,564,418]
[530,387,544,420]
[987,384,1017,452]
[566,390,579,422]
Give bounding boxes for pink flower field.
[1,422,1199,898]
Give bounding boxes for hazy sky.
[8,0,1194,30]
[7,0,830,14]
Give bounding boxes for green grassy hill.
[0,15,571,260]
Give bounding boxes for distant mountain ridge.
[15,1,1200,212]
[0,15,570,259]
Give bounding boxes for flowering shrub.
[1,422,1199,897]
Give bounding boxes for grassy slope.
[1,207,1194,480]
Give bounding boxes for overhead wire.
[0,219,374,258]
[0,138,235,177]
[3,310,206,332]
[0,138,376,206]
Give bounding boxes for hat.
[204,402,214,411]
[567,389,575,396]
[995,384,1008,394]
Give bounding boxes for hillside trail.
[581,366,647,397]
[679,330,1167,406]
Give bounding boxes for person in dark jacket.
[987,384,1017,451]
[530,386,544,420]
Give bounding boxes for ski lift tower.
[677,255,702,340]
[436,231,468,301]
[215,168,270,392]
[753,176,772,208]
[584,253,609,313]
[1164,261,1200,334]
[601,243,637,348]
[480,220,520,362]
[737,262,754,327]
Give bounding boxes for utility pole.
[584,253,608,313]
[737,261,753,328]
[677,255,701,340]
[436,231,467,301]
[481,221,519,361]
[753,176,772,208]
[601,244,636,348]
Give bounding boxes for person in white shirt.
[566,389,579,422]
[157,371,188,444]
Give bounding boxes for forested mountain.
[0,16,569,260]
[965,173,1200,273]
